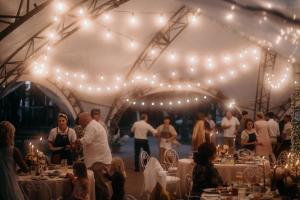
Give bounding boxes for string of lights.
[34,0,298,94]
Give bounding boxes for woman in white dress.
[156,116,177,161]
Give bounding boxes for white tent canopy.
[0,0,297,120]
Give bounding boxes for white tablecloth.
[18,169,95,200]
[177,158,271,195]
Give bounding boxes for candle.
[29,142,32,154]
[284,164,288,184]
[296,160,299,177]
[262,156,266,190]
[40,137,43,141]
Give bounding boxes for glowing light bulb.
[102,13,112,23]
[81,18,92,29]
[52,16,60,22]
[129,40,137,49]
[225,12,234,21]
[160,102,164,106]
[189,13,198,25]
[129,13,139,27]
[168,52,177,62]
[150,48,157,55]
[151,102,155,106]
[231,5,235,10]
[105,29,112,40]
[55,1,67,13]
[78,8,85,16]
[171,71,176,77]
[157,14,166,26]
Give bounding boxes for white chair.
[140,149,150,170]
[184,173,200,200]
[243,166,263,184]
[276,151,289,165]
[163,149,179,175]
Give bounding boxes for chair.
[243,166,263,184]
[140,149,150,170]
[184,173,200,200]
[163,149,179,175]
[276,151,289,165]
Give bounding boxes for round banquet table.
[18,169,95,200]
[177,158,271,195]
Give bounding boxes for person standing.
[131,113,157,172]
[254,112,273,160]
[241,119,258,151]
[48,113,77,165]
[266,112,280,153]
[192,113,206,151]
[156,116,177,161]
[279,115,292,152]
[77,112,112,200]
[0,121,28,200]
[91,108,108,133]
[236,111,249,150]
[221,111,240,149]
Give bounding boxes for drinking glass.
[61,159,68,173]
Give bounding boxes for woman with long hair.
[192,113,206,151]
[0,121,28,200]
[192,143,223,197]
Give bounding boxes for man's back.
[82,120,112,167]
[132,120,155,140]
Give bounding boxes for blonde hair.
[111,157,126,177]
[256,112,264,120]
[0,121,15,147]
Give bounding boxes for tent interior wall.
[0,0,298,131]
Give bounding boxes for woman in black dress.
[191,142,223,197]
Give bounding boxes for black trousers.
[134,139,150,171]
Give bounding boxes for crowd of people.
[0,107,293,199]
[0,109,127,200]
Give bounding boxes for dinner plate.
[203,188,218,194]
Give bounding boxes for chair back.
[140,149,150,170]
[163,149,179,168]
[277,151,289,165]
[185,173,193,198]
[243,166,263,184]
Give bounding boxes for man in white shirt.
[91,108,108,133]
[131,113,157,172]
[221,111,240,149]
[266,112,280,152]
[77,112,112,200]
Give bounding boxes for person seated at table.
[192,142,223,197]
[108,157,126,200]
[48,113,77,165]
[241,119,259,151]
[156,116,178,161]
[0,121,29,200]
[67,161,89,200]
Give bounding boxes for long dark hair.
[194,142,216,165]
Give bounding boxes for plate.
[203,188,218,194]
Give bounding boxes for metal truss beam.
[0,0,129,96]
[48,79,83,116]
[0,0,53,41]
[253,48,277,117]
[105,6,191,124]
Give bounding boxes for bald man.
[77,112,112,200]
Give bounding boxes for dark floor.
[112,137,191,199]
